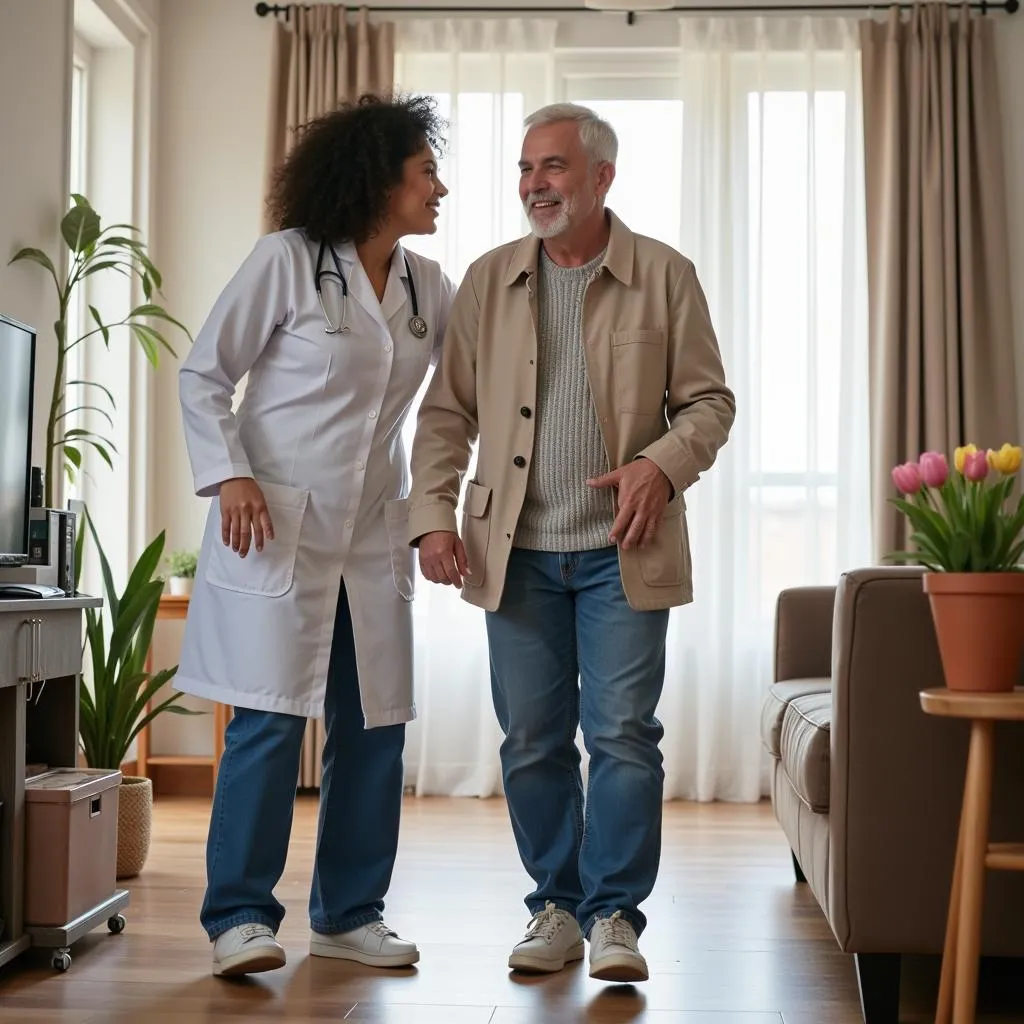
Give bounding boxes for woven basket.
[116,776,153,879]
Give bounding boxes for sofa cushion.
[780,691,831,813]
[760,678,831,757]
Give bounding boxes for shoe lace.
[366,921,398,939]
[524,901,567,943]
[599,911,636,949]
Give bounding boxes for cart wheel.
[52,951,72,972]
[108,914,126,934]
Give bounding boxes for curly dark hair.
[266,93,448,244]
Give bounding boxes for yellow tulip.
[954,444,978,474]
[987,443,1023,475]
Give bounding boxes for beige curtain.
[262,5,394,787]
[263,4,395,235]
[860,3,1019,561]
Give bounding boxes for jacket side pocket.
[460,481,492,589]
[637,493,686,587]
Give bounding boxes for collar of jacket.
[501,208,635,288]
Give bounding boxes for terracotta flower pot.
[923,572,1024,693]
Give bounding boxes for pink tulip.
[963,450,989,482]
[918,451,949,488]
[891,462,923,494]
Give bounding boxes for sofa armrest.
[827,565,1024,956]
[773,586,836,683]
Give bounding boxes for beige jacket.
[407,211,735,613]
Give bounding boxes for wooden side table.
[138,594,230,784]
[919,687,1024,1024]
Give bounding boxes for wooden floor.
[1,796,1022,1023]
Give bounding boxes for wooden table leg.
[936,776,967,1024]
[952,718,995,1024]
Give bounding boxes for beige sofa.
[762,566,1024,1023]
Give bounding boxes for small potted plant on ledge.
[890,442,1024,693]
[164,549,198,596]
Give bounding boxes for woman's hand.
[220,478,274,557]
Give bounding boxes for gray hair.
[523,103,618,166]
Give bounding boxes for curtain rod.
[254,0,1019,19]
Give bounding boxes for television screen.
[0,314,35,558]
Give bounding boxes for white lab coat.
[174,228,455,726]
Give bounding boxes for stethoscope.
[315,240,428,339]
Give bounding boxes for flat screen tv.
[0,313,36,565]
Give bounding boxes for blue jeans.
[200,579,406,940]
[485,546,669,939]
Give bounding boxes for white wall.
[0,0,74,483]
[151,0,273,555]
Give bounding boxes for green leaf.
[67,379,116,408]
[88,305,111,347]
[55,404,114,429]
[61,201,102,254]
[8,247,59,287]
[63,444,82,469]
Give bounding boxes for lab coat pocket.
[205,480,309,598]
[385,498,415,602]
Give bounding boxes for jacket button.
[520,406,531,418]
[513,456,526,468]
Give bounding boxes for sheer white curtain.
[394,19,556,795]
[394,17,872,801]
[663,17,871,800]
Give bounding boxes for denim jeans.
[485,546,670,939]
[200,579,406,940]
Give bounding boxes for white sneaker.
[309,920,419,967]
[588,911,648,983]
[212,922,286,976]
[508,901,585,974]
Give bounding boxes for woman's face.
[386,143,448,237]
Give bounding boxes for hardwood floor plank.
[0,795,1021,1022]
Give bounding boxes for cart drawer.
[0,609,83,688]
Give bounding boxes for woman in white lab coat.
[175,94,455,978]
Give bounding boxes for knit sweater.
[513,248,615,552]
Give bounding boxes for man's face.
[518,120,609,239]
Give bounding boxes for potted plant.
[889,442,1024,692]
[8,193,190,505]
[75,508,201,878]
[164,549,198,596]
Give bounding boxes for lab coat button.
[356,460,365,471]
[513,456,526,468]
[385,344,392,353]
[369,410,377,419]
[345,520,354,529]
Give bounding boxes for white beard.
[524,192,578,239]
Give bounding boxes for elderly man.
[407,102,735,982]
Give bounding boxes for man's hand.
[220,477,274,557]
[418,530,471,587]
[588,459,672,551]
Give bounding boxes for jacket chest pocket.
[610,329,667,415]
